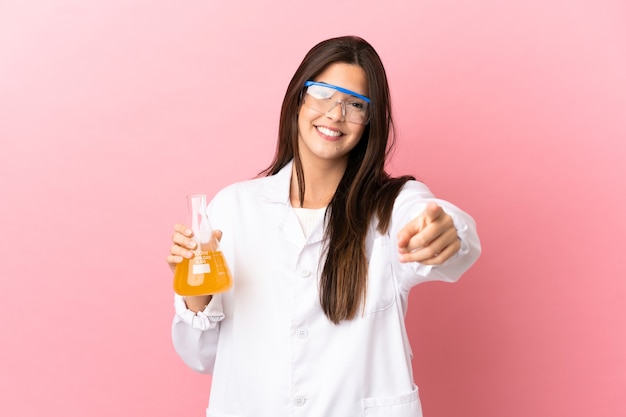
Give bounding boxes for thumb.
[203,230,222,252]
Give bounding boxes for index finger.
[424,202,443,222]
[174,223,193,237]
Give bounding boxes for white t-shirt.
[293,206,326,238]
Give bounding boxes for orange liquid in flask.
[173,249,232,296]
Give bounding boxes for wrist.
[183,295,213,313]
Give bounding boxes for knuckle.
[412,234,427,248]
[438,215,452,227]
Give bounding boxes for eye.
[348,100,366,111]
[307,85,334,100]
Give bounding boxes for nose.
[326,101,345,121]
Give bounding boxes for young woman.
[167,36,481,417]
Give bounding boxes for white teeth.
[317,126,342,137]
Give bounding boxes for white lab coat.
[172,161,481,417]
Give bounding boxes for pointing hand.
[397,202,461,265]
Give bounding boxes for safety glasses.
[303,81,370,125]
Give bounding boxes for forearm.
[183,295,212,312]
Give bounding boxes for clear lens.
[304,84,369,125]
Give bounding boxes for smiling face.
[297,62,369,169]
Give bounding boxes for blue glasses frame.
[303,81,371,103]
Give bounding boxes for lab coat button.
[295,327,309,339]
[294,395,306,406]
[299,269,311,277]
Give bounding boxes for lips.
[315,125,343,138]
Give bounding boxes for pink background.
[1,1,625,416]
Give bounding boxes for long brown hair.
[260,36,414,324]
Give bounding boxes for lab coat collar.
[260,160,294,204]
[260,160,326,246]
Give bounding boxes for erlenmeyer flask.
[173,194,232,296]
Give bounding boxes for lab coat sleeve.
[171,294,225,374]
[391,181,481,290]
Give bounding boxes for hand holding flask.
[173,194,232,296]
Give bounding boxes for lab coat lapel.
[259,160,328,248]
[260,161,307,248]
